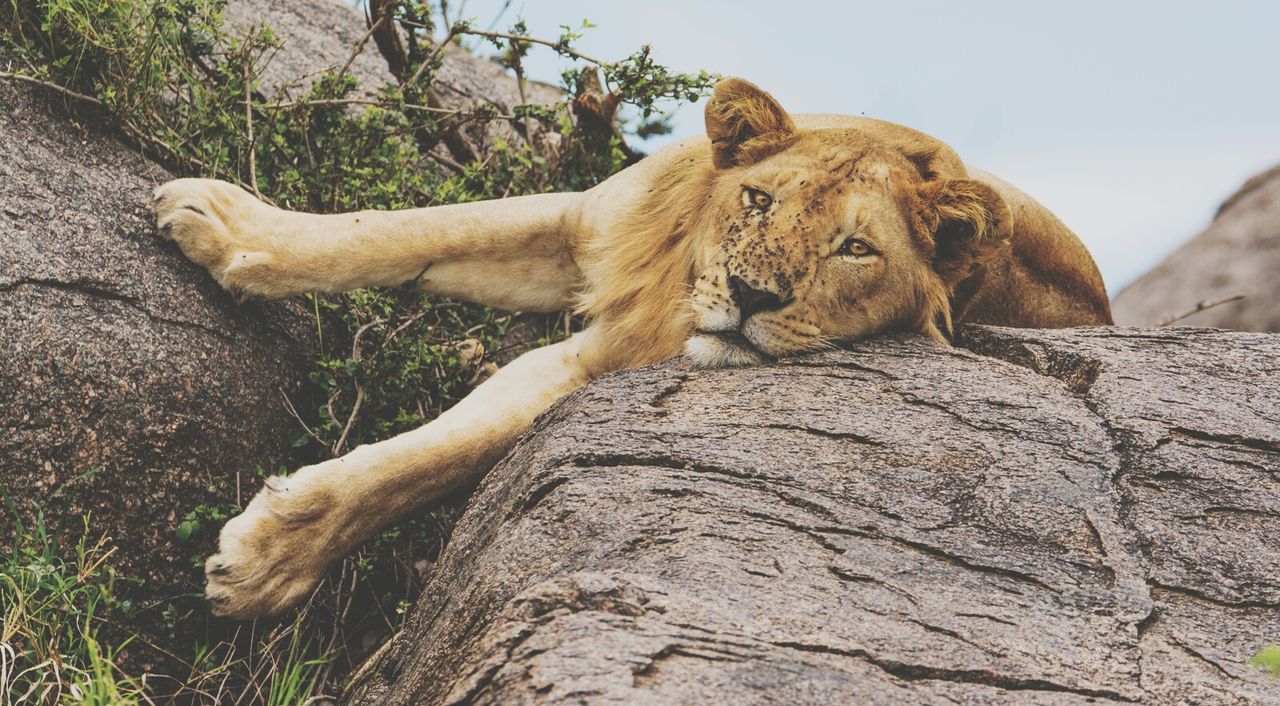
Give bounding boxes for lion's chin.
[683,332,771,368]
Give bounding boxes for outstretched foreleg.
[202,329,603,619]
[152,178,582,311]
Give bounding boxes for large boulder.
[0,71,316,664]
[225,0,566,167]
[1112,164,1280,331]
[350,325,1280,705]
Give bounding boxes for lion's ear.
[705,78,797,169]
[913,179,1013,289]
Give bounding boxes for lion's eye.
[742,187,773,210]
[836,238,874,257]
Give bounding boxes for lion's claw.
[204,466,342,619]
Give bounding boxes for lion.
[152,78,1111,619]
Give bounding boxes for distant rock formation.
[1113,164,1280,331]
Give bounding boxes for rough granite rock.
[1112,164,1280,331]
[350,325,1280,705]
[225,0,565,167]
[0,70,316,664]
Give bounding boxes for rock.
[225,0,565,168]
[0,68,316,664]
[350,325,1280,705]
[225,0,396,98]
[1112,164,1280,331]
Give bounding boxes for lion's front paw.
[204,471,342,619]
[152,178,282,296]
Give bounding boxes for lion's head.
[683,79,1013,367]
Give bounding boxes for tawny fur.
[152,77,1111,619]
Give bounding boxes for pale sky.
[443,0,1279,292]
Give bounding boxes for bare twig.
[89,614,192,670]
[312,295,325,352]
[351,317,388,361]
[394,20,610,67]
[460,28,607,66]
[338,10,389,82]
[280,387,325,448]
[328,315,387,455]
[430,150,466,173]
[0,70,104,106]
[509,45,532,145]
[315,563,360,694]
[126,122,275,205]
[243,63,259,197]
[341,636,397,701]
[332,385,364,456]
[261,97,466,116]
[401,22,462,90]
[377,310,431,353]
[1158,294,1246,326]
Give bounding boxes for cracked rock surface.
[352,326,1280,705]
[0,71,315,664]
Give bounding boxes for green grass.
[0,495,444,703]
[0,505,150,704]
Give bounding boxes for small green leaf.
[175,518,200,543]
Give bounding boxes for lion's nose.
[730,276,787,319]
